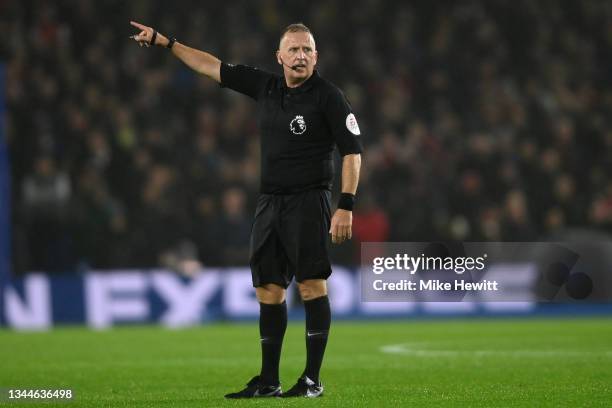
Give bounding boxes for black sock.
[259,301,287,385]
[303,295,331,383]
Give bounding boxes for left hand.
[330,209,352,244]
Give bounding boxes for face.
[276,31,318,86]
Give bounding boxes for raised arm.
[129,21,221,83]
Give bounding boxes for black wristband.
[166,37,176,49]
[150,30,158,46]
[337,193,355,211]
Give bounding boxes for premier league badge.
[290,115,307,135]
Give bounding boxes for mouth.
[293,64,307,70]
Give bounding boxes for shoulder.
[315,75,348,104]
[249,65,283,90]
[314,75,351,111]
[316,74,343,95]
[220,63,282,99]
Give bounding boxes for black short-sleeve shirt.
[220,63,363,194]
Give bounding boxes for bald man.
[130,21,363,398]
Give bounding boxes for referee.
[130,21,362,398]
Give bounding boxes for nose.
[297,49,306,60]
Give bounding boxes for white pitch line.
[380,343,612,358]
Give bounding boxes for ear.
[276,50,282,65]
[312,50,318,66]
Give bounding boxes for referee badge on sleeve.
[346,113,361,135]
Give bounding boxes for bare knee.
[256,284,286,304]
[298,279,327,301]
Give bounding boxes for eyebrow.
[288,45,313,50]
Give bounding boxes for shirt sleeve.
[323,86,364,156]
[220,62,273,100]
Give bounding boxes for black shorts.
[249,189,332,288]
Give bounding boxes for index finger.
[130,21,147,30]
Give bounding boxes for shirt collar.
[282,70,319,94]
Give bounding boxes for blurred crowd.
[4,0,612,274]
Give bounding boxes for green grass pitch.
[1,318,611,407]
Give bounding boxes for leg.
[256,283,287,304]
[280,190,331,397]
[256,283,287,387]
[298,279,330,384]
[224,282,287,398]
[297,278,327,301]
[225,195,289,398]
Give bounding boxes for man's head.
[276,23,318,87]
